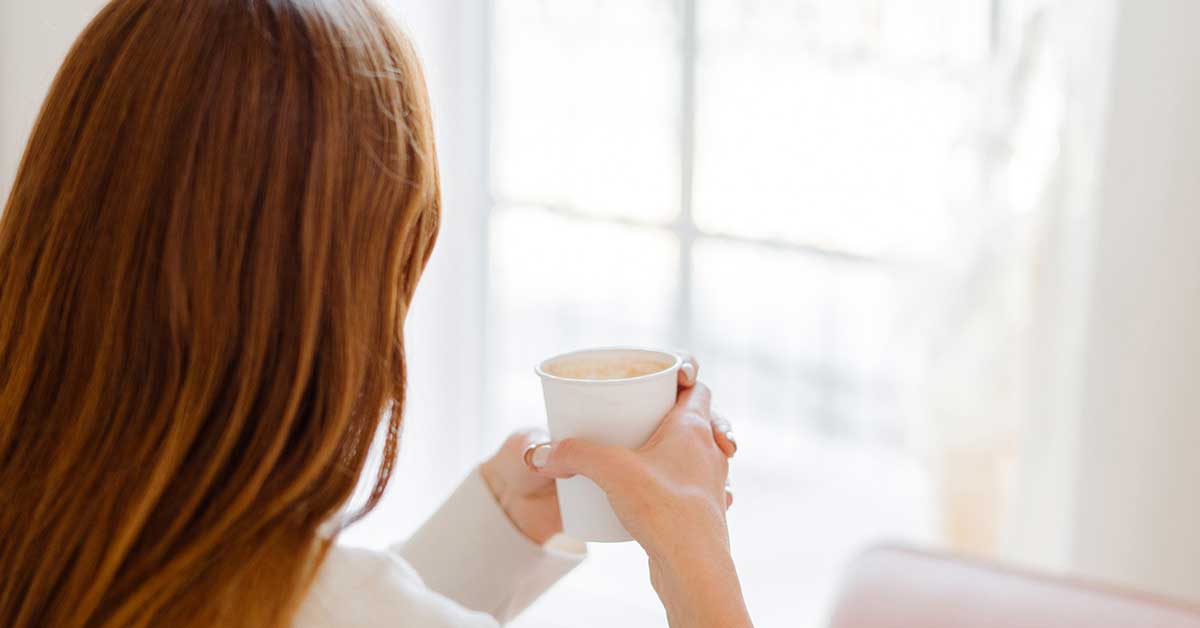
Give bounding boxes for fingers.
[676,382,711,416]
[648,383,715,451]
[675,351,699,388]
[523,441,554,472]
[526,438,631,491]
[710,412,737,458]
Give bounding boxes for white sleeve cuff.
[395,468,586,622]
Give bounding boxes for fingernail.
[525,443,553,470]
[681,363,696,384]
[724,431,737,457]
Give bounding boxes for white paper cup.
[536,347,681,542]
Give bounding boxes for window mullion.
[675,0,698,350]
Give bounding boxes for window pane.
[486,207,680,441]
[691,239,908,439]
[492,0,680,223]
[693,0,988,258]
[697,0,991,72]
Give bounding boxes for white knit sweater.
[294,470,586,627]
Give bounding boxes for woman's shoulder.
[292,544,499,628]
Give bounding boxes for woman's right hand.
[526,382,752,628]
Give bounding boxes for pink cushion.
[828,545,1200,628]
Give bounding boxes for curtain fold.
[919,0,1114,567]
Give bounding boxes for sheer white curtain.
[929,0,1200,606]
[1010,0,1200,603]
[919,0,1079,556]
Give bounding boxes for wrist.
[479,460,521,525]
[479,460,506,501]
[639,497,732,568]
[649,546,752,628]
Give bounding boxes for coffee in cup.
[541,354,674,381]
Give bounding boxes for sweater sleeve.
[295,544,503,628]
[395,469,587,623]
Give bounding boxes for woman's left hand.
[480,428,563,545]
[480,353,707,545]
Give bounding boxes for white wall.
[1067,0,1200,603]
[0,0,106,202]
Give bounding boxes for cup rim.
[534,346,682,385]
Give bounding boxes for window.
[484,1,997,624]
[486,0,994,442]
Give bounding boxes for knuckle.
[676,409,706,426]
[555,438,582,458]
[556,439,625,473]
[698,432,727,466]
[551,438,583,466]
[685,386,713,412]
[682,412,712,436]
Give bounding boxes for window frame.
[483,0,1002,440]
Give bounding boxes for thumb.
[528,438,630,491]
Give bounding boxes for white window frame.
[482,0,1003,439]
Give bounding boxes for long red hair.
[0,0,439,625]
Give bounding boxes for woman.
[0,1,752,627]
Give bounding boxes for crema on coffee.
[543,356,673,380]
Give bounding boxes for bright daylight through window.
[487,1,997,625]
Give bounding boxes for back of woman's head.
[0,1,439,626]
